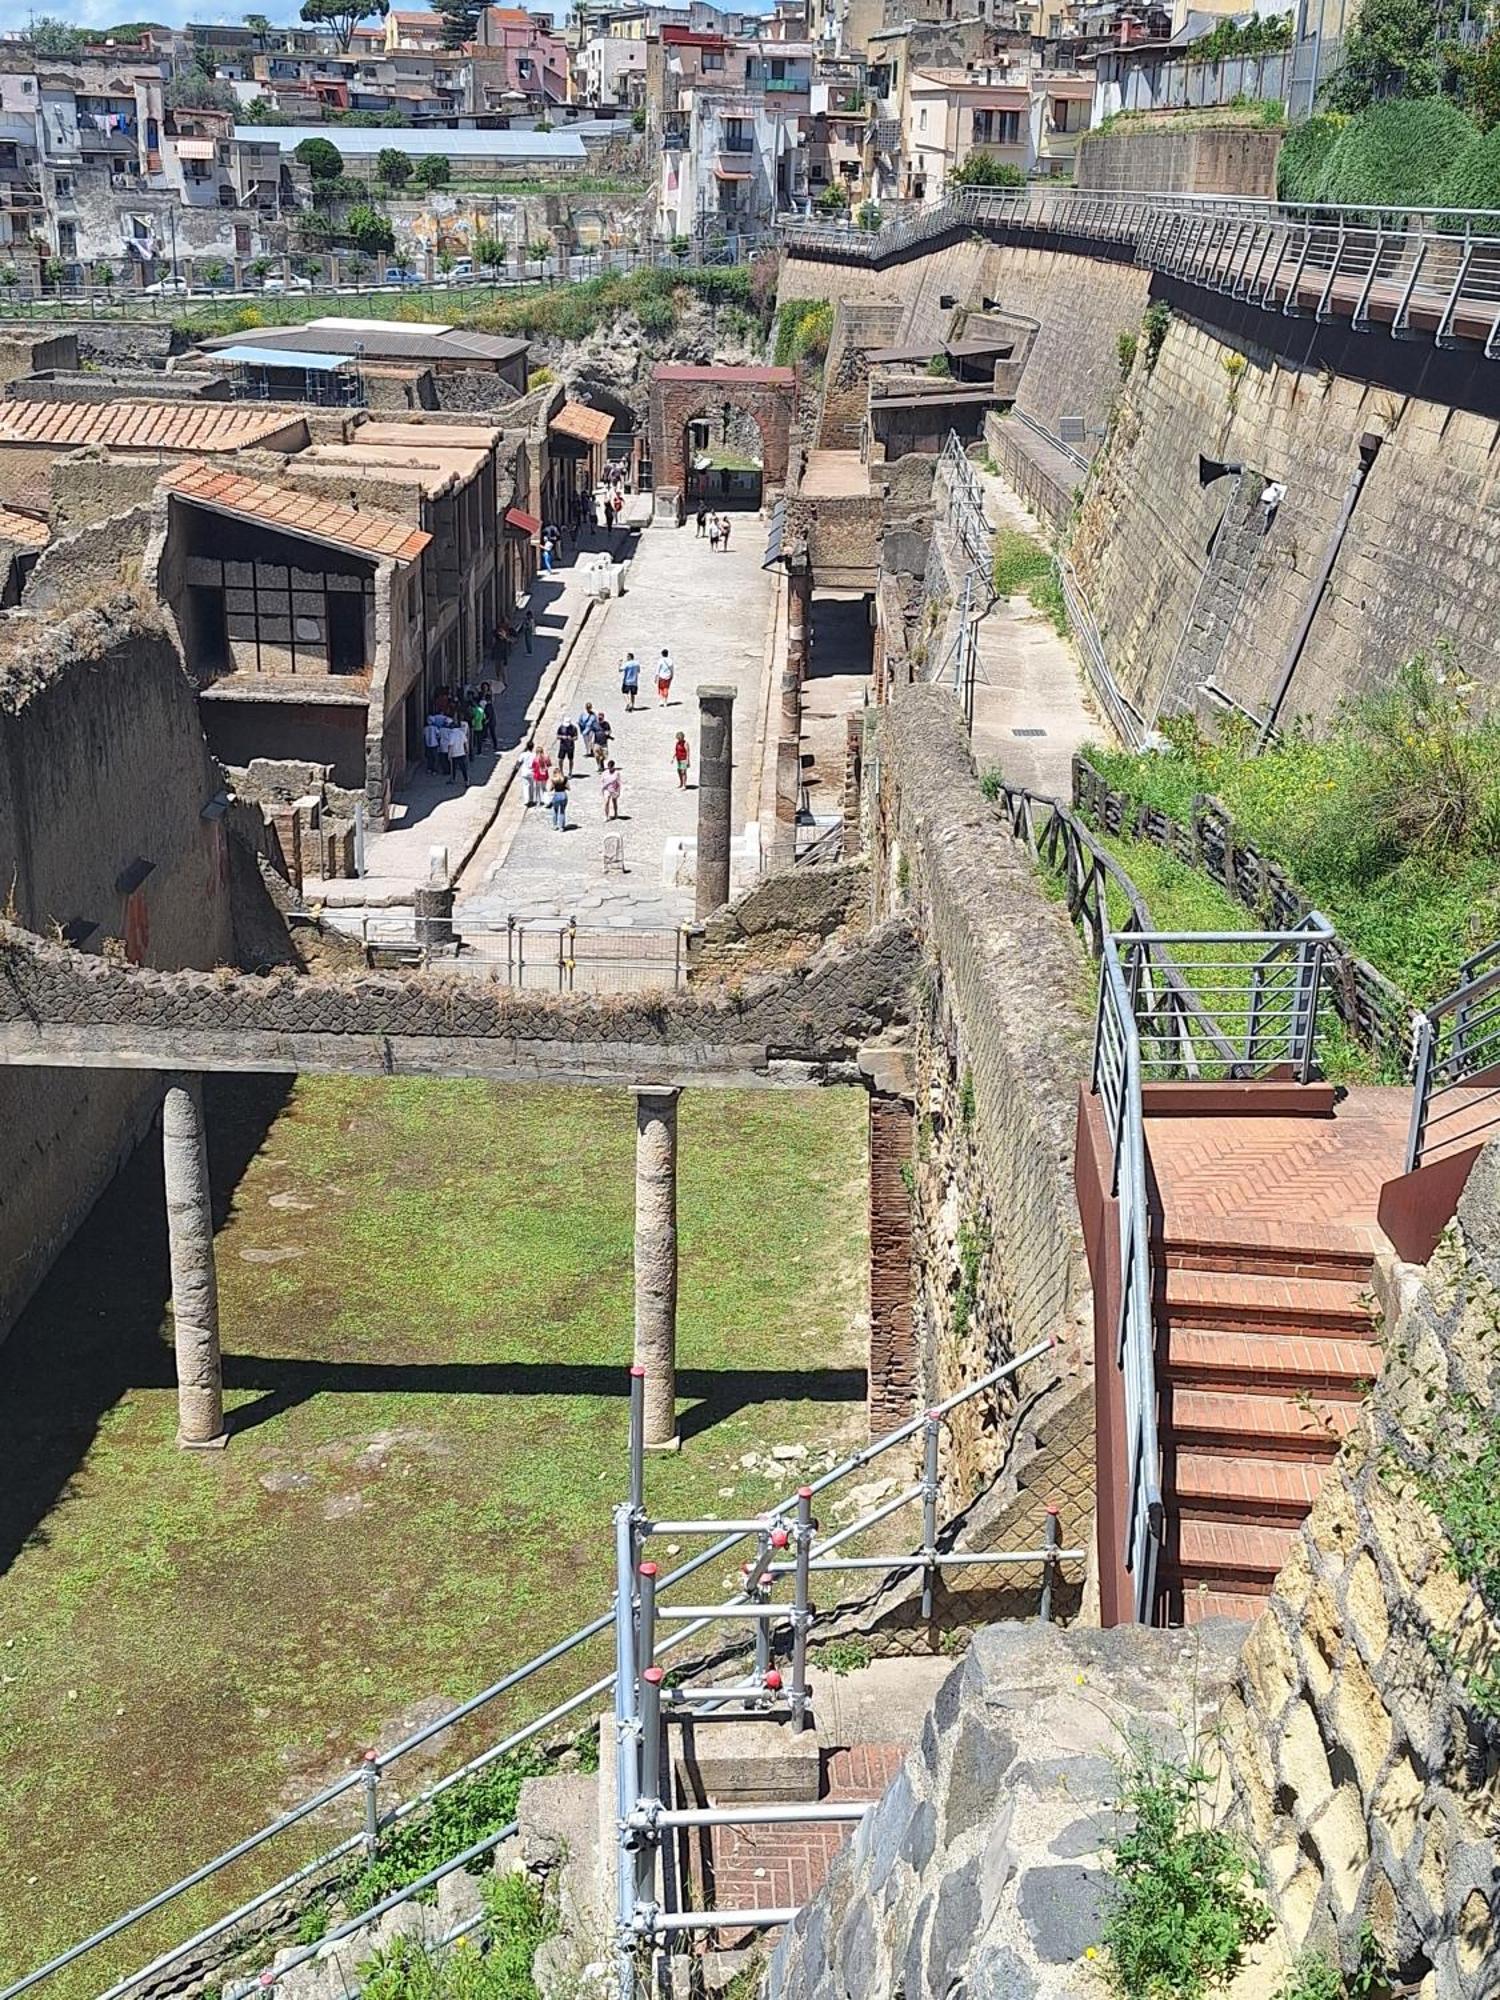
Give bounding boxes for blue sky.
[7,0,774,29]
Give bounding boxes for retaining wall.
[0,601,236,1344]
[1076,121,1284,197]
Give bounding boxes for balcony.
[762,75,806,92]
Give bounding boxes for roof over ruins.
[160,462,432,563]
[0,402,308,454]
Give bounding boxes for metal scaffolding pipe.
[790,1487,813,1733]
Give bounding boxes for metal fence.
[781,187,1500,357]
[1406,938,1500,1171]
[347,916,691,993]
[3,1350,1077,2000]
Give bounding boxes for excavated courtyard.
[0,1074,867,1987]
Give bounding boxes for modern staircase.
[1153,1220,1382,1625]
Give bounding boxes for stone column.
[163,1075,225,1449]
[694,683,736,921]
[634,1088,681,1449]
[867,1090,917,1438]
[782,562,810,739]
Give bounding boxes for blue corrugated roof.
[217,344,354,372]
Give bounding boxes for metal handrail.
[1093,934,1162,1624]
[8,1342,1071,2000]
[1405,940,1500,1170]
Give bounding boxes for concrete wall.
[1071,305,1500,730]
[1076,120,1284,197]
[1220,1145,1500,1995]
[0,601,236,1344]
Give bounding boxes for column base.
[644,1433,682,1454]
[177,1430,230,1452]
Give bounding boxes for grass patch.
[0,1076,866,1993]
[810,1638,871,1676]
[359,1872,554,2000]
[1083,656,1500,1004]
[1100,1744,1270,1998]
[992,528,1067,636]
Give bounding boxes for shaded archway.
[648,363,796,506]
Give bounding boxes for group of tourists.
[423,683,498,788]
[694,507,734,552]
[519,697,625,833]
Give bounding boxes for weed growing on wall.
[773,296,834,366]
[359,1874,555,2000]
[1141,301,1171,371]
[344,1749,550,1914]
[1099,1743,1270,1998]
[811,1638,872,1676]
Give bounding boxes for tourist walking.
[620,651,641,710]
[601,759,622,820]
[708,514,721,553]
[719,513,731,551]
[611,488,624,527]
[591,708,613,769]
[655,649,675,705]
[578,702,599,756]
[695,505,708,538]
[517,739,539,805]
[477,683,498,752]
[446,715,470,788]
[556,714,578,775]
[530,743,552,802]
[423,708,444,775]
[549,769,570,831]
[672,731,690,789]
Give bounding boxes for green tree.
[299,0,387,54]
[292,253,323,278]
[949,152,1026,187]
[670,232,691,259]
[296,135,345,180]
[41,257,67,290]
[1455,32,1500,131]
[437,248,454,275]
[0,266,19,288]
[435,0,481,47]
[376,146,412,187]
[855,199,882,231]
[1326,0,1449,108]
[474,231,506,275]
[28,16,85,55]
[413,152,450,188]
[198,257,228,288]
[95,260,116,288]
[345,204,395,257]
[631,106,646,132]
[345,249,371,281]
[244,11,272,39]
[166,65,238,111]
[250,254,274,282]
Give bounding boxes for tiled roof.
[161,461,431,563]
[0,507,50,550]
[0,402,302,454]
[651,364,796,385]
[549,400,613,446]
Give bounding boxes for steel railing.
[780,187,1500,355]
[5,1347,1075,2000]
[343,915,692,992]
[1405,937,1500,1170]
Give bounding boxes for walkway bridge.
[782,188,1500,358]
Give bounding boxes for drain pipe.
[1255,430,1383,753]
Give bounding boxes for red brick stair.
[1153,1231,1383,1627]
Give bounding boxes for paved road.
[460,513,774,931]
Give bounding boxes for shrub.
[1318,98,1476,208]
[1435,121,1500,217]
[1101,1746,1270,1998]
[345,205,395,257]
[949,153,1025,187]
[414,153,451,189]
[855,200,882,231]
[1116,329,1138,378]
[773,295,834,364]
[1141,300,1170,370]
[925,351,952,377]
[635,293,675,334]
[376,147,413,188]
[811,1638,871,1675]
[1275,113,1344,202]
[343,1749,548,1914]
[359,1873,554,2000]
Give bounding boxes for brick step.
[1164,1386,1358,1460]
[1157,1267,1378,1338]
[1168,1517,1297,1588]
[1163,1228,1375,1286]
[1167,1449,1328,1525]
[1162,1326,1381,1398]
[1171,1585,1272,1626]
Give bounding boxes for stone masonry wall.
[1072,304,1500,729]
[869,684,1095,1530]
[1076,121,1284,197]
[1219,1145,1500,1997]
[0,600,236,1344]
[22,506,151,611]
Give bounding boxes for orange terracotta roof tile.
[548,399,614,446]
[0,507,51,550]
[0,401,305,454]
[160,460,430,564]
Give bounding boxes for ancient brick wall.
[819,302,903,451]
[1076,121,1284,197]
[648,369,797,494]
[0,601,236,1344]
[869,684,1095,1523]
[1220,1144,1500,1995]
[1071,306,1500,729]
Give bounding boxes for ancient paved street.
[459,511,774,932]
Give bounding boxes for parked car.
[262,273,314,294]
[383,266,425,286]
[142,276,191,296]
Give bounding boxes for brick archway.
[649,363,797,496]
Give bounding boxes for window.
[53,171,72,198]
[235,223,251,254]
[973,108,1021,146]
[57,221,77,258]
[132,214,151,240]
[919,106,927,131]
[702,47,724,67]
[723,115,752,152]
[1051,96,1087,133]
[770,57,785,78]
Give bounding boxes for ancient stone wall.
[1220,1145,1500,1996]
[819,302,903,451]
[1076,121,1284,197]
[1071,305,1500,729]
[22,506,151,611]
[48,450,168,535]
[869,684,1095,1520]
[0,601,236,1343]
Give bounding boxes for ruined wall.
[869,685,1095,1526]
[0,601,236,1343]
[1076,120,1284,197]
[1221,1145,1500,1997]
[22,507,151,611]
[1072,305,1500,729]
[820,302,903,450]
[50,452,173,535]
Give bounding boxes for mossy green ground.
[0,1076,866,1991]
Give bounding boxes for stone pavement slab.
[459,516,775,932]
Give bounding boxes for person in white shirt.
[445,719,470,787]
[655,649,675,706]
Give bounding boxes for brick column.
[867,1090,916,1437]
[694,683,735,920]
[163,1074,225,1449]
[634,1087,680,1449]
